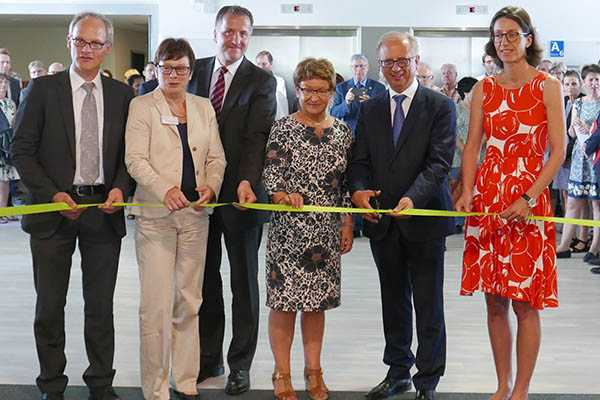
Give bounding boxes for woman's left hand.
[193,185,215,210]
[340,224,353,254]
[499,197,531,222]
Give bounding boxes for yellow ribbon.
[2,201,600,228]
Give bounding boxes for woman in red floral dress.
[455,6,565,400]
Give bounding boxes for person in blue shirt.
[331,54,386,133]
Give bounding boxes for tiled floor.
[1,220,599,394]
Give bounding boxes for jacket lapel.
[393,85,425,159]
[152,88,180,136]
[189,57,214,98]
[101,75,113,172]
[56,71,76,163]
[220,57,251,123]
[372,92,394,162]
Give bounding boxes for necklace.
[165,97,186,119]
[295,111,331,128]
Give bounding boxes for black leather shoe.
[41,394,64,400]
[556,249,571,259]
[88,386,120,400]
[415,389,436,400]
[225,369,250,395]
[365,377,412,400]
[172,390,198,400]
[197,364,225,384]
[591,266,600,274]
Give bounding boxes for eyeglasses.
[70,37,107,50]
[158,65,191,76]
[297,86,331,97]
[379,57,416,69]
[493,31,529,43]
[352,64,368,69]
[417,74,433,80]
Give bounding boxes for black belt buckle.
[73,185,105,197]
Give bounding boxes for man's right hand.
[345,90,355,104]
[52,192,85,220]
[351,190,381,224]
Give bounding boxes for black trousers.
[369,223,446,391]
[199,208,262,372]
[31,194,121,395]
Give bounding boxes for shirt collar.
[213,55,244,76]
[353,78,368,87]
[388,77,418,101]
[69,65,102,93]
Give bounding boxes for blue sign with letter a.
[550,40,564,57]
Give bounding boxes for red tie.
[210,66,228,119]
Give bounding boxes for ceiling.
[0,14,148,32]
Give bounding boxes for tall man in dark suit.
[187,5,276,395]
[0,48,21,108]
[12,12,133,400]
[331,54,386,134]
[348,32,456,400]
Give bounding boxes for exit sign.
[456,5,488,14]
[281,4,314,13]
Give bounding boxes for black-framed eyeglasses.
[379,56,416,69]
[158,65,191,76]
[70,36,106,50]
[297,86,331,97]
[493,31,529,43]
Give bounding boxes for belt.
[72,184,106,197]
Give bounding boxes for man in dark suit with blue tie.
[331,54,386,133]
[348,32,456,400]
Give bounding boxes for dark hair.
[484,6,543,69]
[256,50,273,64]
[457,77,478,100]
[154,38,195,65]
[564,69,581,83]
[293,58,336,91]
[481,53,490,64]
[215,5,254,28]
[581,64,600,81]
[127,74,144,86]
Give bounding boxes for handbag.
[0,127,13,166]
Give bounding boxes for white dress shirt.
[210,56,244,109]
[70,66,104,185]
[389,77,419,126]
[274,74,289,120]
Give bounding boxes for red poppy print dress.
[461,72,558,310]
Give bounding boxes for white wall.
[2,1,600,68]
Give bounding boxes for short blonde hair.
[293,58,336,91]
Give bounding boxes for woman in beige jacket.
[125,38,225,400]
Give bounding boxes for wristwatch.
[521,193,536,208]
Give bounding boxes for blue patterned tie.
[392,94,407,147]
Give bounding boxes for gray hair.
[28,60,45,71]
[68,11,114,44]
[350,54,369,65]
[376,31,420,56]
[441,63,458,73]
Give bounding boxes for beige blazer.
[125,88,226,218]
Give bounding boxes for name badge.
[161,115,179,125]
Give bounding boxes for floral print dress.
[461,72,558,310]
[262,116,353,312]
[0,98,19,181]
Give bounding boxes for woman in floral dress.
[0,73,19,223]
[262,58,353,400]
[455,7,565,400]
[555,64,600,262]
